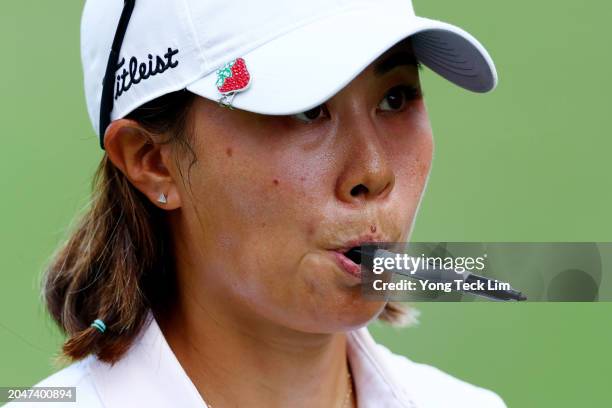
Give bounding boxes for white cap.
[81,0,497,148]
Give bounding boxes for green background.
[1,1,610,407]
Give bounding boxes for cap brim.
[186,7,497,116]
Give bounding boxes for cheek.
[178,149,300,299]
[385,104,434,222]
[388,103,433,178]
[183,134,329,268]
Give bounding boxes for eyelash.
[378,85,421,112]
[292,85,421,123]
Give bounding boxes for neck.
[156,284,354,408]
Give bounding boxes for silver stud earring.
[157,192,168,204]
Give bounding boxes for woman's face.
[169,40,433,333]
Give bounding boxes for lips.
[329,234,389,279]
[332,250,362,279]
[332,235,388,257]
[344,247,362,265]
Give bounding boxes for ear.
[103,119,181,210]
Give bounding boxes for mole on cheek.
[226,147,233,157]
[273,179,279,186]
[370,225,377,233]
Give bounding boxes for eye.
[292,105,329,123]
[378,85,420,112]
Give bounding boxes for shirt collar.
[86,310,416,407]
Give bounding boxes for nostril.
[350,184,369,197]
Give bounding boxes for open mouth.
[344,247,363,265]
[331,246,364,279]
[332,245,380,280]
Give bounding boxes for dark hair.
[43,90,413,365]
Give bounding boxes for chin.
[334,299,388,331]
[297,298,388,334]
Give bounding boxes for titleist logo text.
[114,47,179,100]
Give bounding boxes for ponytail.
[44,152,174,363]
[43,90,194,364]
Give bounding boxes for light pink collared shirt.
[10,310,506,407]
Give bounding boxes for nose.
[335,117,395,205]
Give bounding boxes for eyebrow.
[374,52,422,76]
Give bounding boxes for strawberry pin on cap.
[216,57,251,109]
